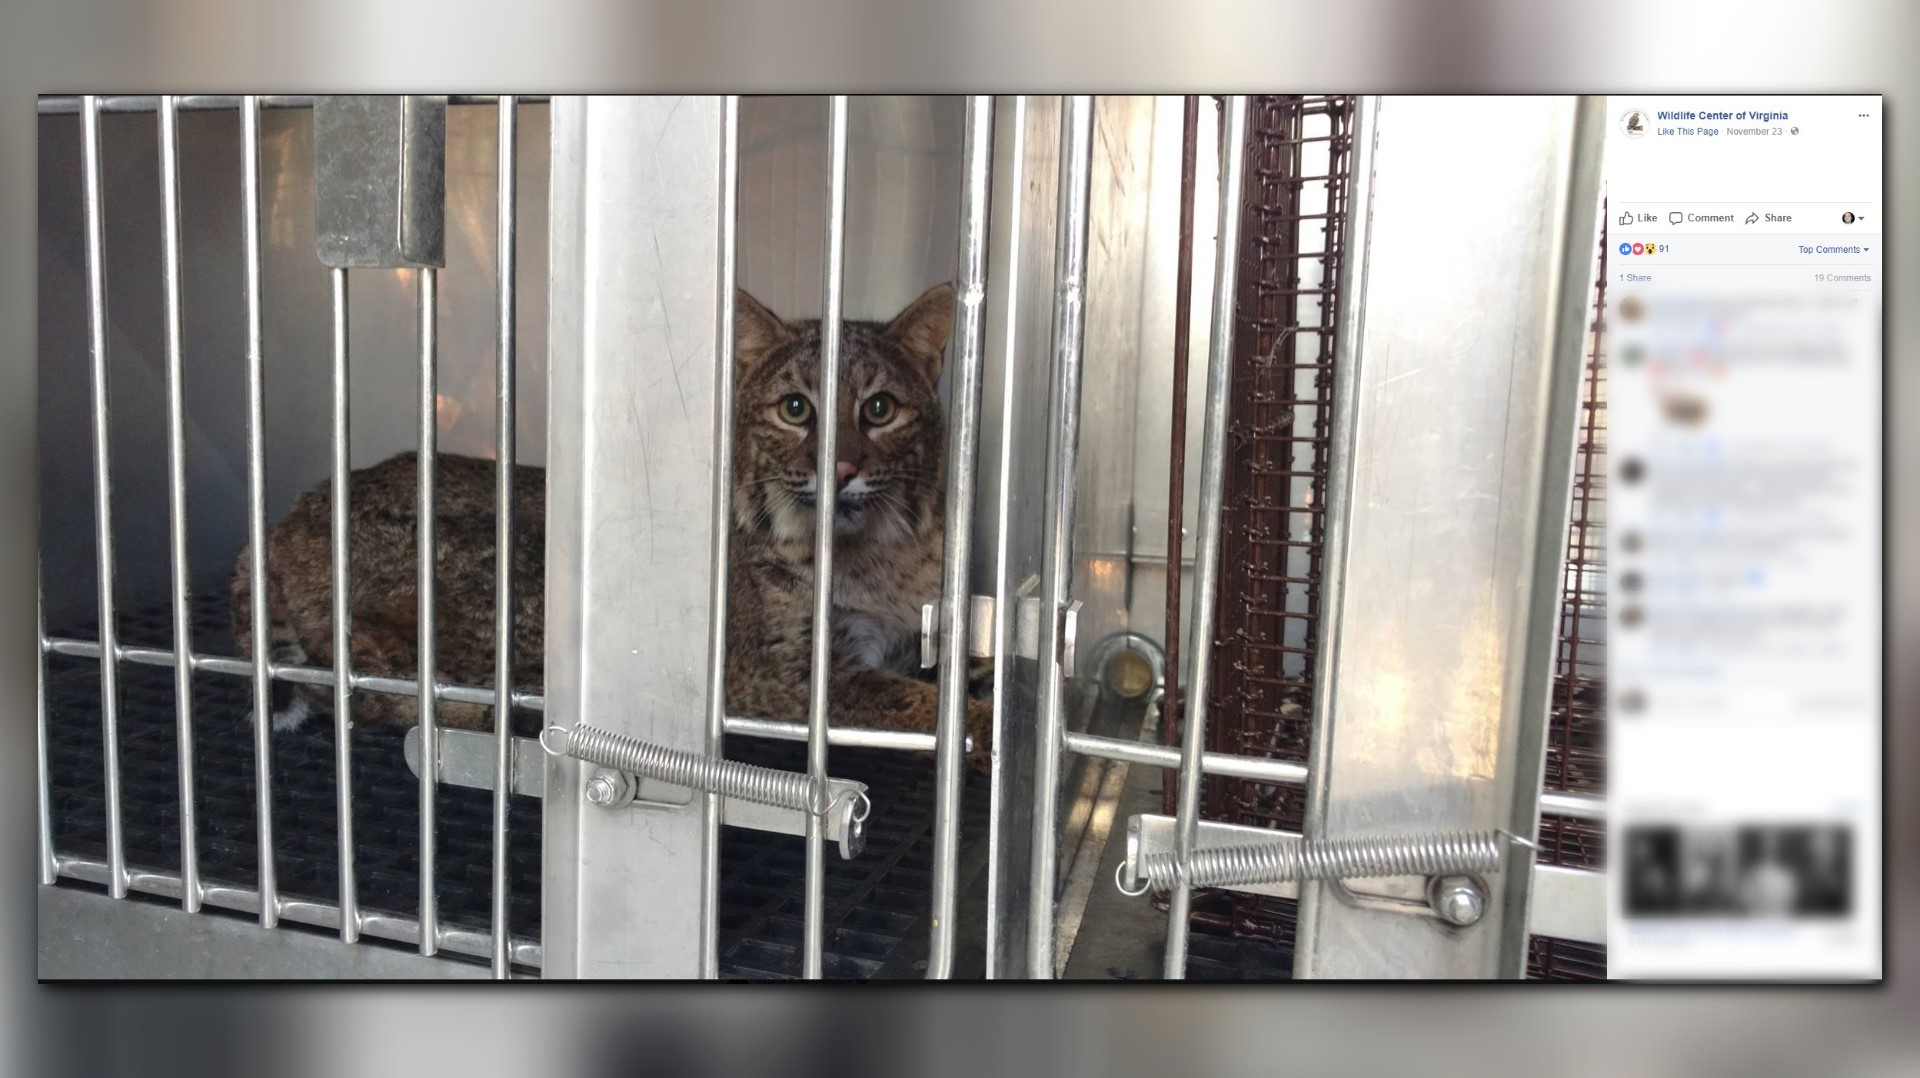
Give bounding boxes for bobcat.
[232,282,993,770]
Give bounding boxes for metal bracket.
[314,95,447,268]
[405,727,867,859]
[920,594,1080,677]
[920,595,996,669]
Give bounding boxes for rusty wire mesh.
[1524,205,1614,981]
[1200,94,1351,829]
[1156,95,1354,947]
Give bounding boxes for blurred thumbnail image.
[1625,823,1851,918]
[1658,389,1711,428]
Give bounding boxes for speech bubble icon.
[1669,211,1684,225]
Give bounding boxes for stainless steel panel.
[542,95,723,978]
[1070,96,1160,659]
[981,93,1059,978]
[1295,96,1605,978]
[1027,94,1096,980]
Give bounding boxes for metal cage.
[37,94,1609,981]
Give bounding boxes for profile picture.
[1620,109,1649,138]
[1842,211,1856,224]
[1661,391,1710,427]
[1617,294,1645,323]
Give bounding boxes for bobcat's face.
[732,284,955,548]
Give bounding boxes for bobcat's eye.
[778,394,812,425]
[863,393,898,426]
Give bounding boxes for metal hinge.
[920,593,1082,676]
[406,726,868,859]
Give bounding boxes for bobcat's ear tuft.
[734,289,793,366]
[884,282,957,381]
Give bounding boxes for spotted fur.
[231,282,992,770]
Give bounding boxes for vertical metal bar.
[1163,95,1250,980]
[927,94,995,979]
[330,266,357,943]
[158,94,200,912]
[81,95,125,900]
[37,568,54,886]
[1026,94,1095,979]
[982,93,1028,978]
[240,94,276,926]
[805,94,851,980]
[489,96,518,979]
[699,94,741,980]
[1160,95,1200,779]
[417,265,440,955]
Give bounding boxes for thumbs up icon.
[1618,210,1633,227]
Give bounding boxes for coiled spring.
[1119,829,1509,896]
[541,722,860,819]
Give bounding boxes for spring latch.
[1117,824,1533,926]
[540,723,871,858]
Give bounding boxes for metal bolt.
[1430,875,1486,927]
[584,771,620,808]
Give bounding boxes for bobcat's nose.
[834,461,860,490]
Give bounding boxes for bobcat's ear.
[734,289,792,366]
[884,282,957,381]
